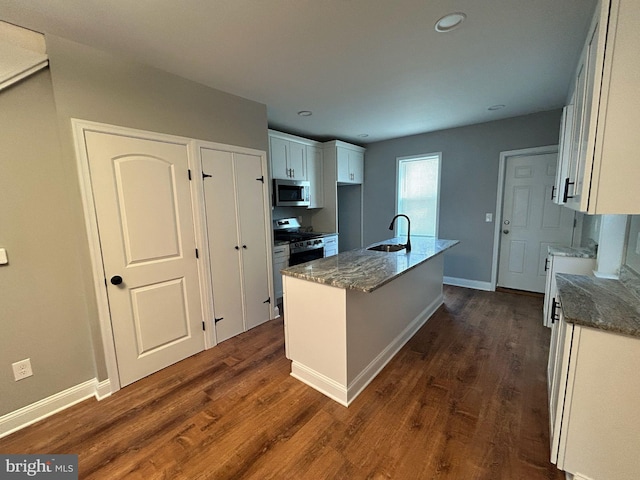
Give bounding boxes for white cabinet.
[548,309,640,478]
[543,253,595,327]
[269,135,306,180]
[337,145,364,184]
[306,145,324,208]
[200,146,273,343]
[312,140,366,235]
[269,130,324,206]
[552,103,574,205]
[273,243,290,300]
[560,0,640,214]
[323,235,338,257]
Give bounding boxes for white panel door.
[200,148,245,343]
[85,131,204,387]
[234,153,271,330]
[498,152,574,292]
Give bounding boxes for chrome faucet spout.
[388,214,411,251]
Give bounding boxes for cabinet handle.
[550,298,560,324]
[563,177,575,203]
[242,245,247,249]
[235,246,240,250]
[544,258,549,272]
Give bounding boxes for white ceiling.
[0,0,596,143]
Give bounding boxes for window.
[396,153,441,237]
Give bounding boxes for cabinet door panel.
[270,136,289,179]
[349,150,364,184]
[337,147,351,183]
[288,141,306,180]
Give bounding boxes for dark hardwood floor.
[0,286,564,479]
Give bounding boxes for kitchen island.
[281,236,458,406]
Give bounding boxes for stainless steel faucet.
[389,214,411,251]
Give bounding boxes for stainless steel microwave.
[273,179,310,207]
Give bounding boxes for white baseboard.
[444,276,493,291]
[0,378,112,439]
[291,294,443,407]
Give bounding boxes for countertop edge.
[282,238,459,293]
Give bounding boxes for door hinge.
[195,248,199,259]
[214,317,224,324]
[203,172,212,180]
[202,321,206,331]
[573,218,577,228]
[263,297,271,304]
[188,169,192,181]
[256,176,264,183]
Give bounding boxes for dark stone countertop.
[281,236,458,293]
[556,266,640,338]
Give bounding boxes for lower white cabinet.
[543,253,595,327]
[323,235,338,257]
[200,145,273,343]
[273,243,290,300]
[548,306,640,478]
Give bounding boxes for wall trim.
[443,276,493,291]
[0,378,111,439]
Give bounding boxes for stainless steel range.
[274,217,325,266]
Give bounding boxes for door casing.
[491,145,576,291]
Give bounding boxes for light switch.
[0,248,7,265]
[485,213,493,223]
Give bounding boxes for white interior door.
[85,131,205,387]
[498,152,574,293]
[234,153,271,330]
[200,148,244,343]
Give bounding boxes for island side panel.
[283,275,349,404]
[345,254,444,401]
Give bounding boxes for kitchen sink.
[367,243,406,252]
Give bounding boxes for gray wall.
[0,34,268,416]
[363,110,562,284]
[0,70,95,415]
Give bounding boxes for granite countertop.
[548,245,597,258]
[281,236,458,293]
[555,266,640,338]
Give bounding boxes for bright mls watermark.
[1,455,78,479]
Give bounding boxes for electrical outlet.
[485,213,493,223]
[636,232,640,256]
[12,358,33,381]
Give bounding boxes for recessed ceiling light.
[297,110,312,117]
[357,134,369,138]
[488,104,506,111]
[434,12,466,33]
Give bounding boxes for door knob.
[110,275,123,285]
[503,230,510,234]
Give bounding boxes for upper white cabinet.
[336,145,364,184]
[560,0,640,214]
[306,145,324,208]
[552,103,574,205]
[269,133,306,181]
[269,130,325,208]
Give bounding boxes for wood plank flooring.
[0,286,564,479]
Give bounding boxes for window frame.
[394,152,442,238]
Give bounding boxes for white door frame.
[72,119,213,394]
[490,145,559,291]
